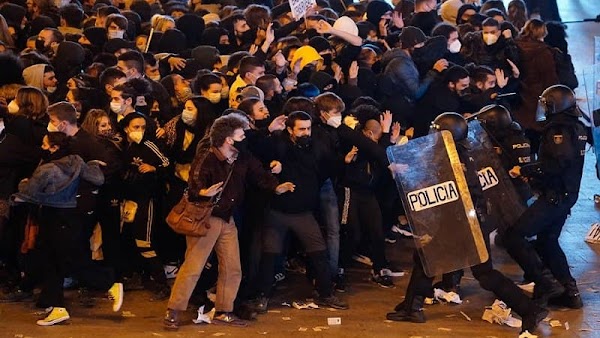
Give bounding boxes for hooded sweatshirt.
[22,64,46,90]
[12,155,104,208]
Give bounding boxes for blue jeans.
[320,179,340,275]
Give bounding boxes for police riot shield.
[578,62,600,178]
[387,131,489,277]
[466,120,527,230]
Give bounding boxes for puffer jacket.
[12,155,105,208]
[379,48,437,102]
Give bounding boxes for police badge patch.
[553,135,564,144]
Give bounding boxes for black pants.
[125,196,167,288]
[338,188,387,272]
[257,210,331,298]
[97,183,123,280]
[504,193,577,285]
[403,228,537,318]
[156,176,186,265]
[37,207,80,308]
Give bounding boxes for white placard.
[289,0,316,21]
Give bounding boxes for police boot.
[386,296,426,323]
[521,305,549,334]
[533,270,565,308]
[549,280,583,309]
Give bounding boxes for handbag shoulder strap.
[213,162,235,205]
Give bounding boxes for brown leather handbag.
[166,163,234,237]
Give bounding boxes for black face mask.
[322,54,333,67]
[411,46,427,61]
[217,43,232,55]
[255,119,271,129]
[233,138,248,152]
[371,60,382,74]
[295,135,311,148]
[35,39,49,53]
[240,30,255,44]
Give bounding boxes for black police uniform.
[388,114,546,333]
[503,112,586,299]
[489,122,533,202]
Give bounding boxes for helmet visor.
[535,98,547,122]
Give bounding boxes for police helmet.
[430,112,468,141]
[476,104,513,129]
[536,84,581,122]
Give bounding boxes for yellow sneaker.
[108,283,124,312]
[36,307,70,326]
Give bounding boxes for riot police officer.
[505,85,587,309]
[387,113,548,336]
[476,104,533,202]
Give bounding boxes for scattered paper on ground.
[298,327,307,332]
[282,317,292,321]
[437,327,452,331]
[192,305,215,324]
[460,311,472,321]
[482,299,522,328]
[434,288,462,304]
[550,320,562,327]
[267,310,281,313]
[121,311,136,317]
[565,322,570,330]
[151,333,163,337]
[213,333,226,337]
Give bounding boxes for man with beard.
[413,66,471,137]
[256,74,284,117]
[36,28,64,59]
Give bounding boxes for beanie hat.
[366,0,392,26]
[440,0,463,25]
[22,64,46,89]
[83,27,108,47]
[333,16,358,37]
[399,26,427,49]
[308,36,331,53]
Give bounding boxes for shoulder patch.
[553,135,563,144]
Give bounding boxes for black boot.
[532,270,565,308]
[387,296,426,323]
[521,306,549,334]
[549,280,583,309]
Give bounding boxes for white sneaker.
[108,283,124,312]
[36,307,70,326]
[380,268,405,277]
[164,265,179,279]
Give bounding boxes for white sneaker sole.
[110,283,124,312]
[37,314,70,326]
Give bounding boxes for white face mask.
[181,108,197,125]
[448,39,461,53]
[47,122,60,132]
[108,30,125,40]
[47,86,57,94]
[110,101,124,114]
[7,100,19,114]
[148,74,161,82]
[483,33,498,46]
[326,115,342,128]
[0,120,4,134]
[207,92,221,104]
[128,130,144,144]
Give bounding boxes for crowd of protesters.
[0,0,580,332]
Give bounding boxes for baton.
[496,92,517,98]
